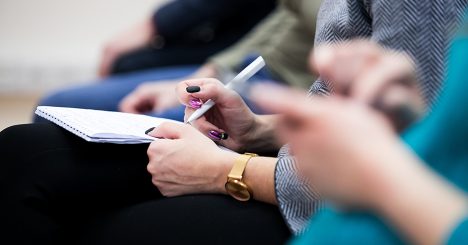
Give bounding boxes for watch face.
[225,180,251,201]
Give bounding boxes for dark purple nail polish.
[208,130,228,140]
[186,86,201,93]
[220,132,229,140]
[189,98,203,109]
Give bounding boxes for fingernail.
[208,130,228,140]
[186,86,201,93]
[145,127,156,135]
[189,98,203,109]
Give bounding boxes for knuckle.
[146,163,153,173]
[147,143,157,156]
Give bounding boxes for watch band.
[228,153,258,180]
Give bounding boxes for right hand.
[176,78,258,152]
[119,81,180,114]
[98,19,154,78]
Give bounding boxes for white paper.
[35,106,181,144]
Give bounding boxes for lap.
[80,195,290,245]
[0,124,290,244]
[0,123,159,216]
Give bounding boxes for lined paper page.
[36,106,180,144]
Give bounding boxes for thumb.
[147,122,187,139]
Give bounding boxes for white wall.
[0,0,167,94]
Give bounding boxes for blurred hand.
[98,19,155,78]
[312,40,426,131]
[119,81,180,114]
[146,122,237,196]
[252,85,408,209]
[176,78,260,152]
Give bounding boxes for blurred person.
[269,0,468,233]
[34,0,321,122]
[253,30,468,244]
[98,0,276,77]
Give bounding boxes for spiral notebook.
[35,106,180,144]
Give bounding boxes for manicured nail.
[145,127,156,135]
[186,86,201,93]
[208,130,228,140]
[189,98,203,109]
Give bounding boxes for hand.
[252,84,401,208]
[175,78,263,152]
[98,19,155,78]
[146,122,238,197]
[312,40,426,131]
[119,81,180,114]
[255,86,468,245]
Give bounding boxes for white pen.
[186,56,266,124]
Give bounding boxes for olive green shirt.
[209,0,322,89]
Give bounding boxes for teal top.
[292,11,468,245]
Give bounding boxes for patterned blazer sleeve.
[274,145,323,235]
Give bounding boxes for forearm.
[244,156,278,204]
[218,150,278,205]
[374,150,468,244]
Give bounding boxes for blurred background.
[0,0,167,130]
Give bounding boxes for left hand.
[146,122,238,197]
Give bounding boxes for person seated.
[253,31,468,244]
[98,0,276,77]
[4,0,464,242]
[34,0,321,122]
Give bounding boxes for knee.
[0,124,64,159]
[0,124,30,150]
[0,123,69,185]
[34,89,84,122]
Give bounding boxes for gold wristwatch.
[225,153,258,201]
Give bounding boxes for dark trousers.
[0,124,290,245]
[111,42,227,75]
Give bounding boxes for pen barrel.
[187,99,216,123]
[186,56,265,124]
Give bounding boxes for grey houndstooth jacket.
[275,0,468,234]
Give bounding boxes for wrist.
[373,155,468,245]
[214,150,240,194]
[240,115,281,153]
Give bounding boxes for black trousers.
[0,124,290,245]
[110,41,228,75]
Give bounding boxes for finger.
[251,83,327,119]
[352,53,415,104]
[177,78,240,107]
[312,40,382,94]
[148,122,188,139]
[192,116,227,140]
[119,93,141,113]
[176,78,219,105]
[183,107,226,139]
